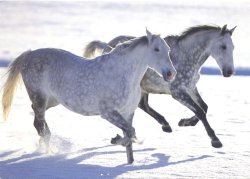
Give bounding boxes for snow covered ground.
[0,71,249,179]
[0,1,250,179]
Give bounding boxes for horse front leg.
[179,88,208,127]
[171,89,222,148]
[138,92,172,132]
[110,112,138,164]
[194,87,208,112]
[100,107,135,164]
[111,112,136,144]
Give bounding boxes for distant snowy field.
[0,1,250,179]
[0,0,250,67]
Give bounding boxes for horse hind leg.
[139,93,172,132]
[30,92,51,152]
[179,116,199,126]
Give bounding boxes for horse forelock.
[177,25,231,41]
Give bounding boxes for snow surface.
[1,70,250,179]
[0,1,250,179]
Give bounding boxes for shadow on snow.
[0,145,213,179]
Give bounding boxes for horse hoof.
[178,117,199,127]
[162,125,172,133]
[178,119,189,126]
[127,157,134,164]
[211,139,223,148]
[111,134,122,145]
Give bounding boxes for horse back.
[20,48,84,94]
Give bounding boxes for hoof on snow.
[162,125,172,133]
[211,139,223,148]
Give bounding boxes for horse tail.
[83,40,112,58]
[2,50,31,120]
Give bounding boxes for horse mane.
[177,25,230,41]
[108,35,135,48]
[111,35,150,54]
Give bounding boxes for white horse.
[83,25,236,148]
[1,30,176,164]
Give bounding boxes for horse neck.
[107,46,149,85]
[178,31,217,69]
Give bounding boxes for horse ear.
[220,24,228,35]
[146,28,153,42]
[229,26,237,35]
[164,36,178,48]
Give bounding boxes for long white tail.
[83,40,112,58]
[2,50,31,120]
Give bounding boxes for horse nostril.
[167,71,172,77]
[163,70,175,82]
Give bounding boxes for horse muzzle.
[162,70,176,82]
[222,68,234,77]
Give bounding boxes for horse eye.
[154,47,160,52]
[221,45,227,50]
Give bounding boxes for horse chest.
[115,85,141,114]
[173,69,199,90]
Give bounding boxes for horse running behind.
[83,24,236,148]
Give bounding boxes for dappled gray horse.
[83,25,236,148]
[1,30,176,164]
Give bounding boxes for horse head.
[145,29,177,82]
[209,24,236,77]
